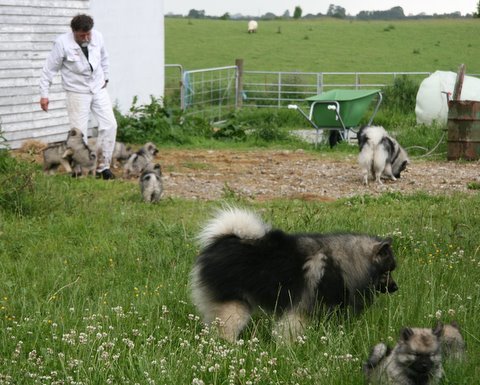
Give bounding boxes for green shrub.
[381,75,419,114]
[115,96,212,145]
[0,151,38,215]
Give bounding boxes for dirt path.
[17,143,479,201]
[156,149,480,201]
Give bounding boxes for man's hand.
[40,97,49,112]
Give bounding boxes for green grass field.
[1,161,479,383]
[1,17,479,384]
[166,18,480,73]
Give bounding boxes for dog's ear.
[400,327,414,342]
[372,238,393,261]
[432,322,444,338]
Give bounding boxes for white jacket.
[40,29,109,98]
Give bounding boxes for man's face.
[73,30,92,47]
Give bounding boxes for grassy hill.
[165,18,480,73]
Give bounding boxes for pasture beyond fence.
[165,60,440,121]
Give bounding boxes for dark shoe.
[100,169,114,180]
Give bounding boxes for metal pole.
[235,59,244,109]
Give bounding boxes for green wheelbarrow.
[288,89,383,147]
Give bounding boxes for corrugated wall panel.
[0,0,89,149]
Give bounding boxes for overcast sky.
[164,1,477,17]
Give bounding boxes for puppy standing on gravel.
[140,163,163,203]
[123,142,159,178]
[358,126,409,185]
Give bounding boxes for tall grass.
[0,154,479,384]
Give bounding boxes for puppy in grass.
[140,163,163,203]
[365,325,445,385]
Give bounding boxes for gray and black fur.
[88,137,133,168]
[64,128,97,177]
[43,141,72,174]
[140,163,163,203]
[190,207,398,342]
[123,142,159,178]
[364,325,444,385]
[440,321,466,361]
[358,126,409,185]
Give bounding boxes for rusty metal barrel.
[447,100,480,160]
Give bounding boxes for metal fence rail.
[165,65,478,121]
[241,71,432,108]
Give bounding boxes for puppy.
[191,207,398,342]
[43,141,72,174]
[440,321,466,361]
[64,128,97,177]
[140,163,163,203]
[123,142,159,178]
[88,137,133,168]
[364,325,444,385]
[358,126,409,185]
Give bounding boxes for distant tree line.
[166,4,476,20]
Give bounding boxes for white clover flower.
[122,338,135,349]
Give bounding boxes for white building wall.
[0,0,89,149]
[0,0,164,149]
[90,0,165,112]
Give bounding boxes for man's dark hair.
[70,14,94,32]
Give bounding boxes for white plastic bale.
[415,71,480,125]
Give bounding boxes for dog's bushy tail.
[198,207,270,249]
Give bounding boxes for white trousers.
[66,88,117,171]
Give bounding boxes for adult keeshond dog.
[190,207,398,342]
[364,325,444,385]
[358,126,409,185]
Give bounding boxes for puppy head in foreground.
[396,326,443,377]
[191,207,398,342]
[365,324,444,385]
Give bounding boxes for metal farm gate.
[165,61,435,122]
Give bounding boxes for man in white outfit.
[40,14,117,180]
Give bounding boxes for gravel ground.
[17,139,480,201]
[158,148,480,201]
